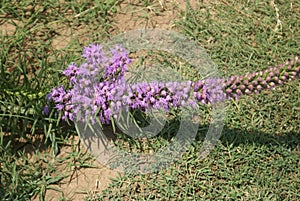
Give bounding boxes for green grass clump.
[93,135,299,200]
[0,142,65,200]
[0,0,120,199]
[177,0,300,76]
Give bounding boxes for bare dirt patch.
[0,21,17,35]
[30,136,118,201]
[112,0,198,32]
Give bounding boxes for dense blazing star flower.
[63,63,79,84]
[82,43,106,65]
[47,85,74,121]
[105,45,131,81]
[47,43,299,124]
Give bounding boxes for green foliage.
[177,0,300,76]
[0,0,121,199]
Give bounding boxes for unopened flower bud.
[226,88,232,94]
[252,80,258,86]
[269,82,275,88]
[261,80,267,86]
[243,80,249,85]
[245,89,251,95]
[257,77,263,82]
[257,85,262,91]
[280,76,287,81]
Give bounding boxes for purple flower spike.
[46,43,300,125]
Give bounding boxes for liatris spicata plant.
[46,43,299,124]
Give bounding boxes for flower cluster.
[48,44,131,124]
[46,43,299,125]
[47,86,73,121]
[120,81,198,112]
